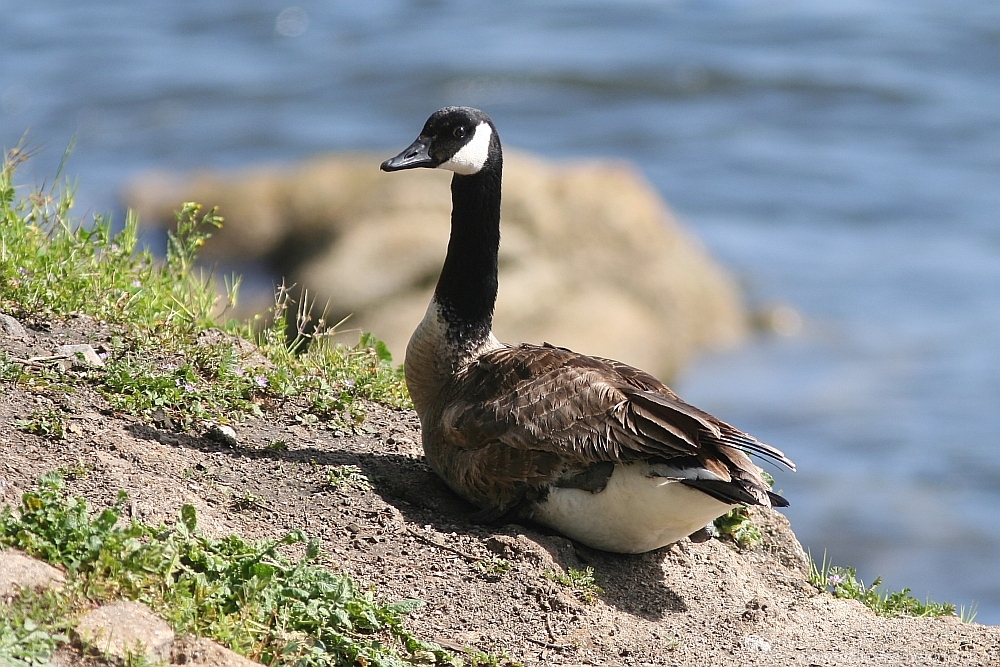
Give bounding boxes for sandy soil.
[2,317,999,667]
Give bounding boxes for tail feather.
[713,429,796,471]
[767,490,789,508]
[681,478,769,507]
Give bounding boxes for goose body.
[382,107,795,553]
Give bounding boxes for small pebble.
[0,313,26,337]
[55,344,104,367]
[206,423,239,447]
[741,634,772,653]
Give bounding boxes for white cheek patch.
[440,123,492,175]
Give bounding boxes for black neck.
[434,149,502,346]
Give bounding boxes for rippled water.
[3,0,999,622]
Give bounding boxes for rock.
[74,600,174,661]
[740,634,772,652]
[206,423,239,447]
[55,344,104,368]
[0,313,26,337]
[125,150,747,380]
[0,549,66,598]
[151,407,175,431]
[171,636,262,666]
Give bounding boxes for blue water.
[3,0,999,622]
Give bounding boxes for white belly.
[530,463,734,553]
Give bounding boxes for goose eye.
[453,126,467,139]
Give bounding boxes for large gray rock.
[124,150,746,380]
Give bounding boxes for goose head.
[381,106,499,176]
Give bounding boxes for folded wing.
[439,343,793,513]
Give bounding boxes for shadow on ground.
[128,419,690,619]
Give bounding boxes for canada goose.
[381,107,795,554]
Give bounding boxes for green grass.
[0,144,225,332]
[0,145,409,433]
[0,473,460,667]
[959,603,979,624]
[544,567,603,605]
[807,550,966,620]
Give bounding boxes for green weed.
[711,469,778,549]
[475,556,511,581]
[232,490,268,511]
[1,354,25,383]
[324,465,370,491]
[57,461,93,481]
[99,350,267,428]
[0,588,76,667]
[13,408,66,441]
[0,145,226,333]
[0,473,459,666]
[545,567,603,605]
[807,550,959,619]
[462,648,523,667]
[713,506,762,548]
[959,603,978,624]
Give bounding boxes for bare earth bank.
[2,319,998,667]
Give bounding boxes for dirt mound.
[2,318,998,666]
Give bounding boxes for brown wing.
[591,351,796,470]
[437,343,793,512]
